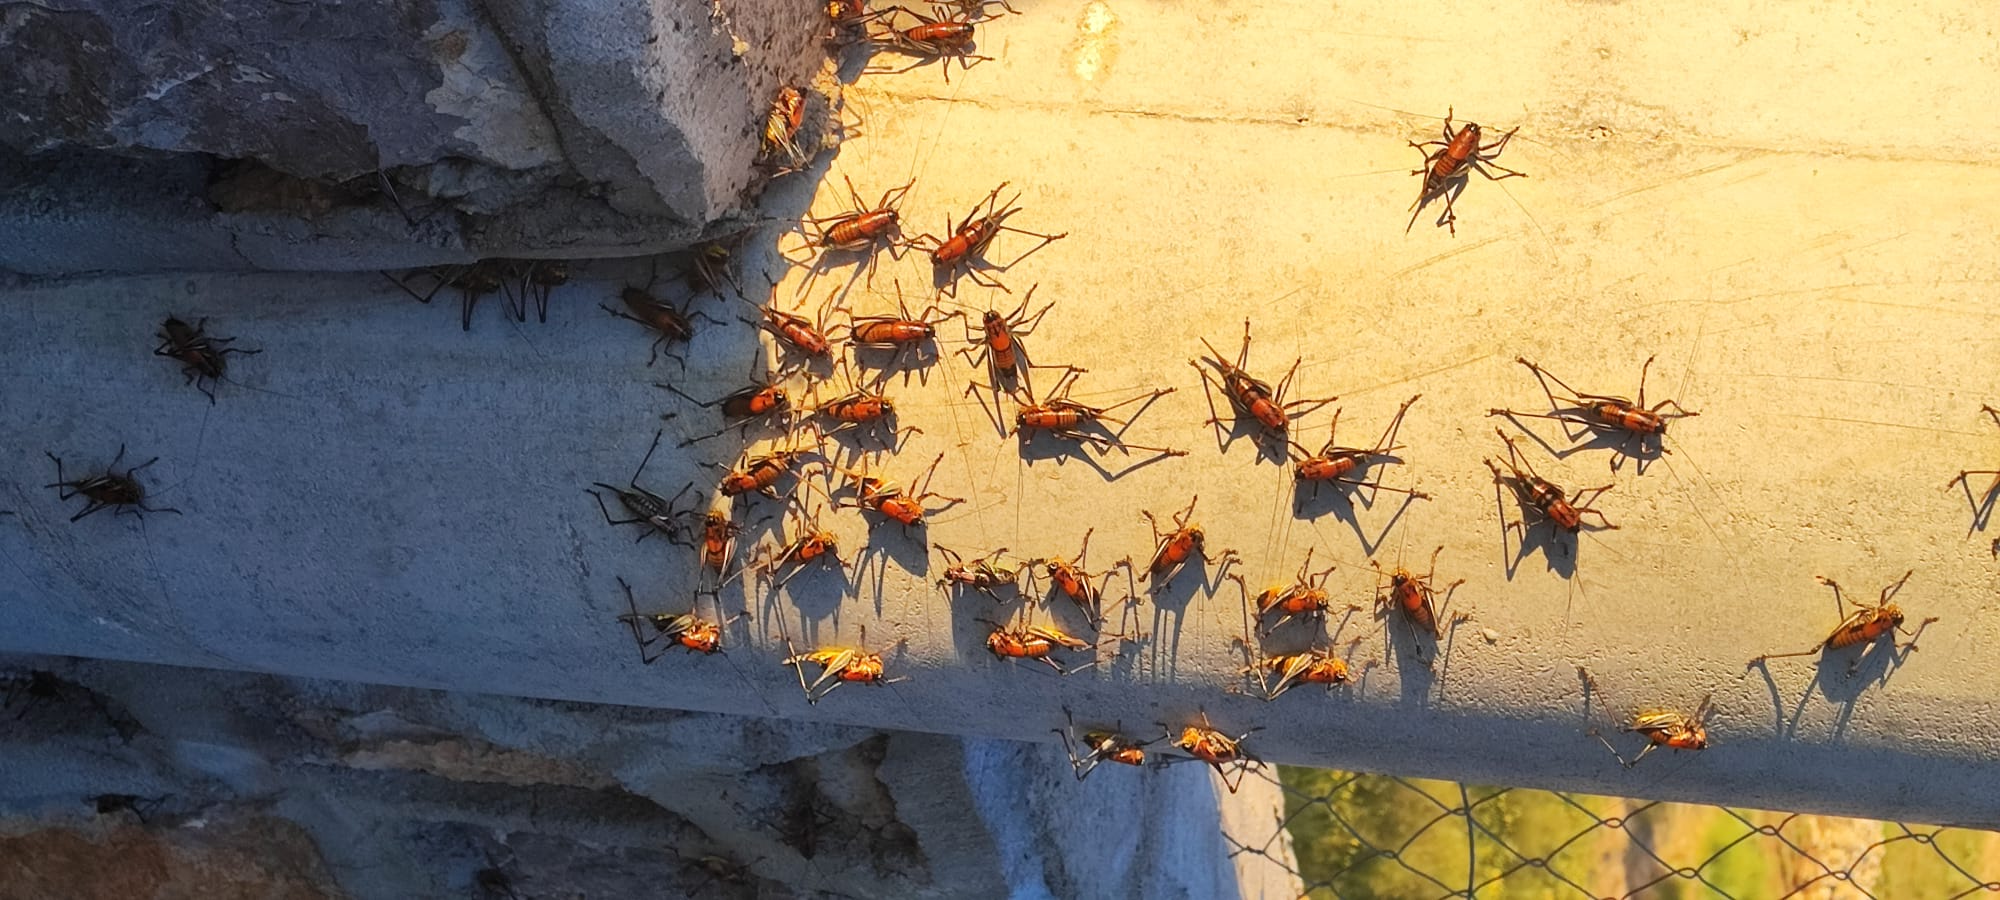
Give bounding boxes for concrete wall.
[5,0,2000,862]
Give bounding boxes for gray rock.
[0,0,840,274]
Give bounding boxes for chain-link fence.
[1223,766,2000,900]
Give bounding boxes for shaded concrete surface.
[0,653,1291,899]
[5,0,2000,848]
[0,0,838,274]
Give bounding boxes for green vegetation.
[1279,766,2000,899]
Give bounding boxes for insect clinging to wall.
[1242,647,1362,702]
[1138,495,1236,589]
[1055,707,1154,781]
[935,544,1022,602]
[45,446,181,522]
[1748,570,1938,677]
[1490,357,1697,470]
[153,316,261,404]
[1946,403,2000,557]
[980,617,1098,674]
[1240,548,1353,636]
[616,578,738,661]
[1031,529,1129,630]
[741,284,841,372]
[1004,368,1184,458]
[956,283,1063,390]
[761,85,810,173]
[835,281,965,379]
[1406,106,1526,236]
[657,363,795,447]
[716,433,825,504]
[1579,667,1711,769]
[1291,394,1426,502]
[1485,428,1617,541]
[793,176,916,298]
[1192,319,1337,458]
[916,182,1068,295]
[1371,546,1466,666]
[865,6,997,82]
[506,259,570,324]
[385,259,512,331]
[602,271,722,370]
[834,452,964,530]
[782,636,907,704]
[749,501,850,589]
[587,430,698,542]
[809,359,923,452]
[1154,711,1262,793]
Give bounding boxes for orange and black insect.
[384,259,511,331]
[1370,546,1466,665]
[1154,711,1262,794]
[1245,649,1358,702]
[45,446,181,523]
[1055,707,1154,782]
[693,508,744,581]
[1406,106,1525,236]
[916,182,1067,295]
[1192,319,1337,456]
[810,359,922,450]
[783,637,906,704]
[834,452,964,529]
[658,362,795,447]
[835,282,965,378]
[742,290,841,370]
[865,6,995,82]
[716,438,822,503]
[1002,368,1182,457]
[761,85,810,172]
[587,430,698,542]
[980,617,1096,674]
[957,283,1060,386]
[1750,570,1938,676]
[750,501,850,589]
[1031,529,1129,629]
[153,316,261,404]
[1485,428,1617,537]
[1239,548,1351,636]
[1580,668,1711,769]
[1946,403,2000,557]
[616,578,738,661]
[1138,495,1235,589]
[935,544,1022,601]
[1490,357,1697,469]
[794,176,916,297]
[1291,395,1426,502]
[601,270,722,369]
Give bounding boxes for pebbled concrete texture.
[0,0,838,274]
[4,0,2000,858]
[0,653,1292,899]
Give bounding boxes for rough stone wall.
[0,0,838,275]
[0,653,1299,899]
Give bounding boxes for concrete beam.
[5,0,2000,831]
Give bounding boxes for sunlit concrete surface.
[6,0,2000,832]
